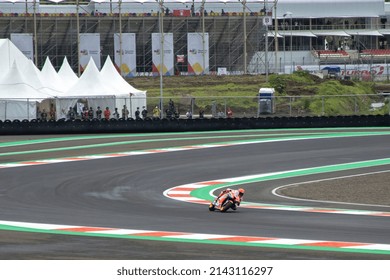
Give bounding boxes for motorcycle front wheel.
[208,203,215,211]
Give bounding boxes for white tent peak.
[0,61,53,100]
[0,40,56,121]
[42,56,55,73]
[0,38,30,79]
[58,56,79,90]
[41,56,67,93]
[101,55,119,75]
[19,59,63,96]
[65,56,117,97]
[82,56,100,78]
[101,55,147,96]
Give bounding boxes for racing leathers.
[215,188,244,210]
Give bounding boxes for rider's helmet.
[238,188,245,196]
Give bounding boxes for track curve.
[0,128,390,259]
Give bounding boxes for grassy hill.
[128,72,390,116]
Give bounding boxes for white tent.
[57,57,129,119]
[41,57,67,94]
[100,56,147,118]
[0,38,29,80]
[0,39,148,121]
[0,62,54,121]
[57,56,79,91]
[19,59,63,97]
[0,42,58,97]
[100,56,146,96]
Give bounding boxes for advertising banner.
[79,33,101,72]
[152,33,174,76]
[295,64,390,77]
[114,33,136,77]
[10,33,34,61]
[187,33,209,75]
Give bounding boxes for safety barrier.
[0,115,389,135]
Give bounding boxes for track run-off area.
[1,127,390,259]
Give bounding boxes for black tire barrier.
[0,115,390,135]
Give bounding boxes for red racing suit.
[215,189,243,209]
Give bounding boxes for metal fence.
[150,94,390,118]
[1,94,389,121]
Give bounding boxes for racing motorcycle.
[208,190,240,212]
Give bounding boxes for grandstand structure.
[0,0,389,77]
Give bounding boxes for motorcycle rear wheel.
[221,201,234,212]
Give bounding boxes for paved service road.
[0,128,390,259]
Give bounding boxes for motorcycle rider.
[215,188,245,210]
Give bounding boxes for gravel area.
[278,171,390,206]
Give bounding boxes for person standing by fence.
[227,107,233,118]
[113,108,120,119]
[122,105,129,120]
[141,106,148,119]
[96,106,102,120]
[104,107,111,120]
[153,105,161,119]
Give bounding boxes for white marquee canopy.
[0,39,147,120]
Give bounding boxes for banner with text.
[294,64,390,77]
[10,33,33,61]
[79,33,101,72]
[152,33,174,76]
[114,33,136,77]
[188,33,209,75]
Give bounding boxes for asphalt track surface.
[0,128,390,259]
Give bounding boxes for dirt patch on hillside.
[127,74,389,97]
[128,74,317,98]
[128,75,266,90]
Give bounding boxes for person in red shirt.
[104,107,111,120]
[227,107,233,118]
